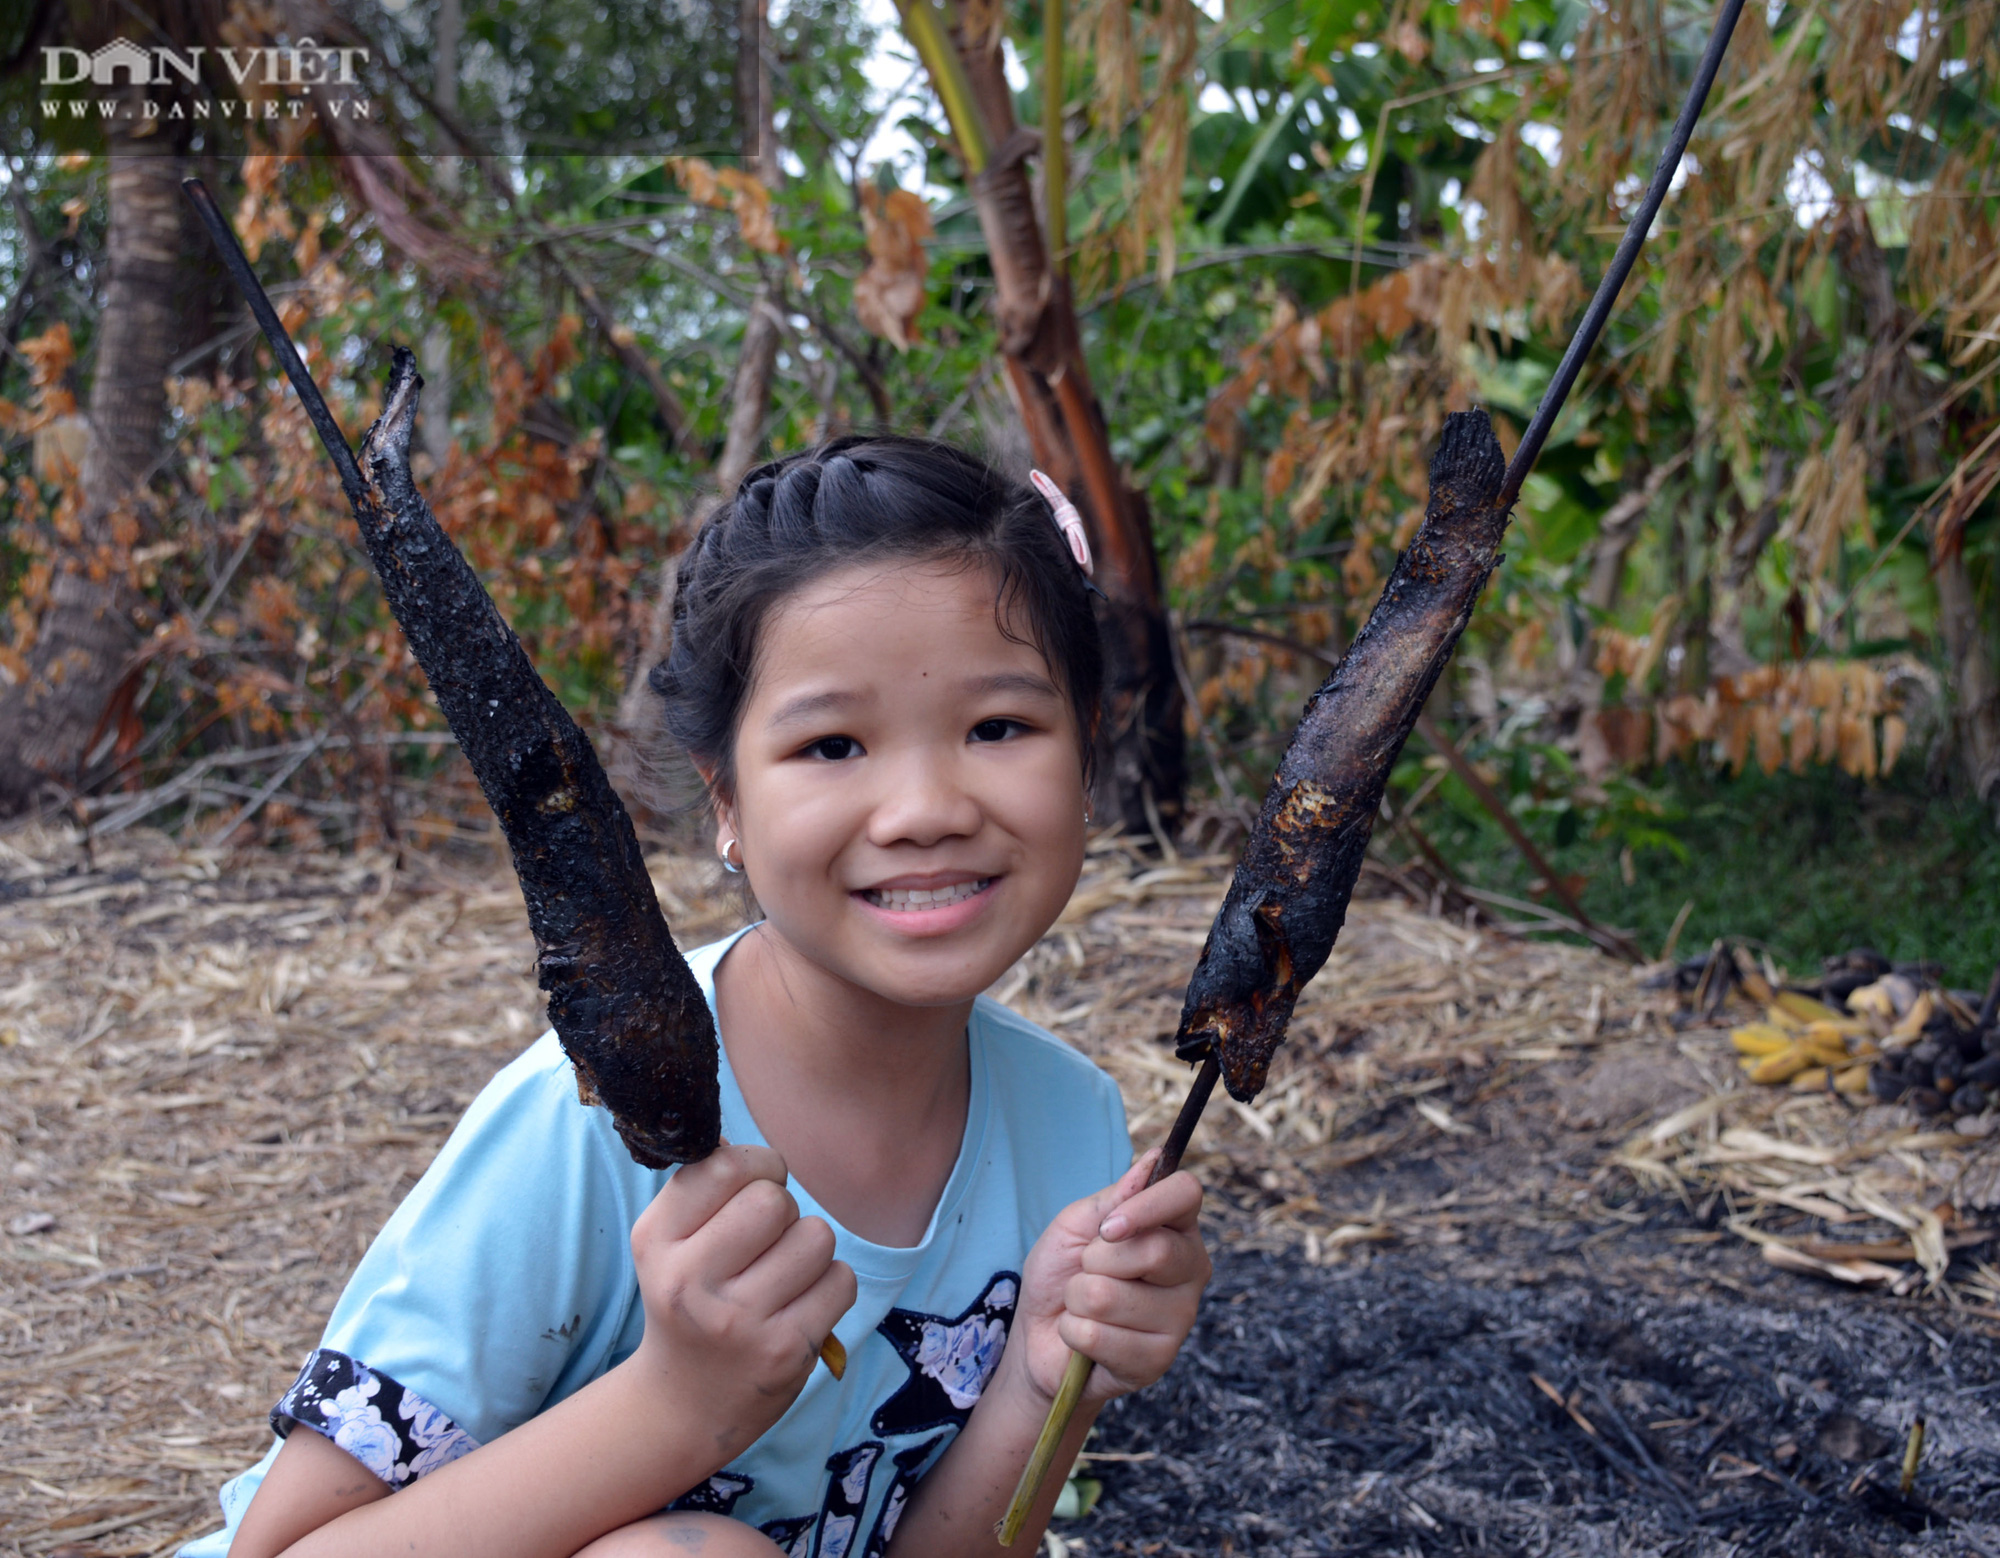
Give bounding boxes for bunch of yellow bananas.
[1731,991,1879,1094]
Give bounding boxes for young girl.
[185,437,1210,1558]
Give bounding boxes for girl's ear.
[692,762,739,860]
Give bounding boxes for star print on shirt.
[669,1470,754,1516]
[863,1435,949,1558]
[758,1514,814,1557]
[870,1272,1019,1438]
[754,1438,886,1558]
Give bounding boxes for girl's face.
[718,558,1087,1011]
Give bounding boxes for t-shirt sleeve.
[285,1034,656,1462]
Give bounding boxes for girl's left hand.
[1006,1148,1210,1406]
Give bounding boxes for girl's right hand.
[626,1145,856,1459]
[1004,1147,1208,1408]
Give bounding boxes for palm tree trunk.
[0,114,183,813]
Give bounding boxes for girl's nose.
[864,748,983,848]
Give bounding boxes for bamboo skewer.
[997,0,1748,1540]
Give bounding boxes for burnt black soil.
[1053,1017,2000,1558]
[1058,1226,2000,1558]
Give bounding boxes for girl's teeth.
[867,878,991,911]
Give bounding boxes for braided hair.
[649,435,1102,802]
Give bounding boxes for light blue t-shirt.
[182,928,1131,1556]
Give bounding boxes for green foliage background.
[1,0,1996,975]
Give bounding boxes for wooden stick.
[1497,0,1748,507]
[182,180,366,508]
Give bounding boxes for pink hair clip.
[1029,469,1095,579]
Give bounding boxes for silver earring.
[719,837,743,874]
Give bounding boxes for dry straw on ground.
[2,823,1993,1556]
[1612,1059,2000,1304]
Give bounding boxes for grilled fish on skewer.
[356,349,721,1169]
[182,181,841,1365]
[996,412,1507,1544]
[1174,412,1505,1101]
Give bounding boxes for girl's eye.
[969,718,1023,744]
[805,735,861,761]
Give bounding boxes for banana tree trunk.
[0,113,183,813]
[1835,205,2000,814]
[1936,544,2000,813]
[898,0,1185,833]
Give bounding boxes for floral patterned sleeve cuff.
[272,1348,481,1491]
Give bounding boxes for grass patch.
[1410,764,2000,990]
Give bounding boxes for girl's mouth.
[861,877,995,911]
